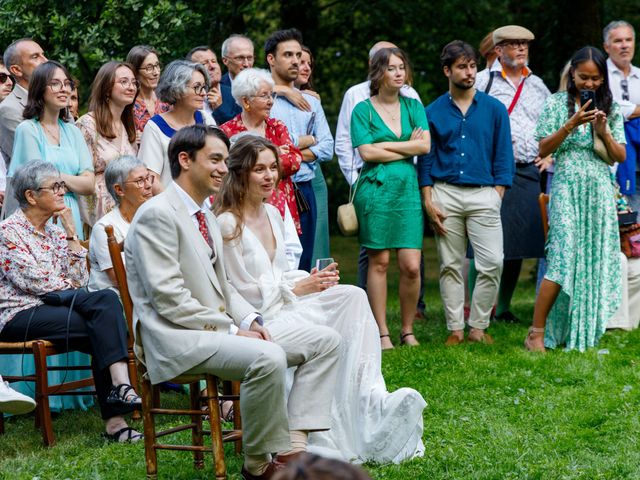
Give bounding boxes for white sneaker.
[0,381,36,415]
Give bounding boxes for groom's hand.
[249,320,272,341]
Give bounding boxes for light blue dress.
[9,118,93,239]
[2,118,95,412]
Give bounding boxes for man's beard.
[502,55,529,69]
[453,78,475,90]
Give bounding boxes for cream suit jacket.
[124,183,256,384]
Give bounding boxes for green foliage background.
[0,0,638,228]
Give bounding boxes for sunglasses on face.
[0,72,15,86]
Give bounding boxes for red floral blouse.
[133,97,171,133]
[0,210,88,332]
[220,115,303,233]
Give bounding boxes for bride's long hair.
[215,134,281,241]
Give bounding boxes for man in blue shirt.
[419,40,514,345]
[266,29,334,271]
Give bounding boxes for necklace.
[374,97,400,120]
[41,121,60,144]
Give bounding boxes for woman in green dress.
[350,48,430,350]
[525,46,626,352]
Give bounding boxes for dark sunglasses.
[0,73,15,86]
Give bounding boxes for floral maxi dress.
[535,92,624,351]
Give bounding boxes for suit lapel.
[165,185,224,297]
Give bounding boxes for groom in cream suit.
[125,125,341,480]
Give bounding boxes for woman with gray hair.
[88,155,152,291]
[220,67,303,235]
[0,160,143,442]
[138,60,216,194]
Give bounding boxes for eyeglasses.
[190,83,209,95]
[124,174,155,188]
[116,78,140,89]
[139,62,161,74]
[251,92,277,101]
[226,55,254,65]
[48,80,75,93]
[37,181,67,194]
[621,79,630,101]
[500,39,530,49]
[0,73,15,86]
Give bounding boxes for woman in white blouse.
[215,135,426,465]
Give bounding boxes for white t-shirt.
[87,208,130,292]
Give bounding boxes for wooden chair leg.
[190,381,204,469]
[206,375,226,480]
[140,374,158,480]
[33,341,55,446]
[129,358,141,421]
[231,380,242,454]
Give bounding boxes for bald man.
[334,41,425,319]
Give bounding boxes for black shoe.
[494,311,521,324]
[106,383,142,409]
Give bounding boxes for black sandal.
[103,426,143,443]
[400,332,419,346]
[107,383,142,409]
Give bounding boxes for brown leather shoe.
[241,462,282,480]
[467,332,494,345]
[444,334,464,346]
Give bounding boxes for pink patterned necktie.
[195,211,212,248]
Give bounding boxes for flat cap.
[493,25,535,46]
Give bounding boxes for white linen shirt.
[476,59,551,164]
[335,81,421,185]
[607,57,640,121]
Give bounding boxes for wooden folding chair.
[105,225,241,480]
[538,193,550,241]
[0,341,95,446]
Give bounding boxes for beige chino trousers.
[432,182,504,331]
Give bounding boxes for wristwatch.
[66,234,79,241]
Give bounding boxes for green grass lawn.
[2,236,640,479]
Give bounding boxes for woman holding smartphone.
[525,46,626,352]
[215,135,426,465]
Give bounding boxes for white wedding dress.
[217,205,426,464]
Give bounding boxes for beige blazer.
[124,184,256,384]
[0,84,28,164]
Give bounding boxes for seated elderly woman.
[219,68,303,236]
[88,156,152,291]
[138,60,215,194]
[0,160,143,442]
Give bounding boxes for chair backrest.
[105,225,134,336]
[538,193,550,241]
[80,239,91,272]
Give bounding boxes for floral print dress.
[535,92,625,351]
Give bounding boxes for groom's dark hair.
[168,125,230,179]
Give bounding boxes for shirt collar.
[607,57,640,79]
[172,181,207,217]
[490,58,532,78]
[15,208,56,238]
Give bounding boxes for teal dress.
[350,96,427,249]
[9,119,93,239]
[2,118,95,412]
[535,93,624,351]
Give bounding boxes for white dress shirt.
[335,81,421,185]
[607,57,640,121]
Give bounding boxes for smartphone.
[579,90,596,111]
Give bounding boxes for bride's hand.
[292,264,340,296]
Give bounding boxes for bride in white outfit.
[215,135,426,464]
